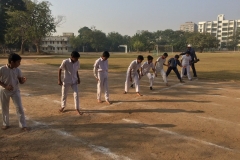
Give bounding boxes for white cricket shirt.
[93,57,108,78]
[181,55,192,66]
[0,65,22,92]
[141,61,154,75]
[59,58,80,84]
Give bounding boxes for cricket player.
[155,52,169,86]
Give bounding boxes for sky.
[47,0,240,36]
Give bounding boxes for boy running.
[58,51,83,115]
[0,53,28,131]
[181,51,192,81]
[124,55,144,96]
[140,55,156,90]
[155,52,169,86]
[93,51,111,104]
[166,55,184,83]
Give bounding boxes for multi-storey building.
[41,33,74,53]
[180,22,198,32]
[198,14,240,48]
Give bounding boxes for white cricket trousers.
[145,73,155,87]
[157,69,167,83]
[0,89,26,128]
[61,83,79,109]
[97,71,109,101]
[125,72,140,92]
[181,65,191,80]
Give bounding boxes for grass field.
[34,52,240,81]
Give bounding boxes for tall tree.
[187,32,219,53]
[28,0,56,53]
[107,32,124,51]
[0,0,25,50]
[5,0,58,54]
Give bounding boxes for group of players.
[0,44,198,130]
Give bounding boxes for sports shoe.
[150,87,153,90]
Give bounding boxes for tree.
[5,0,58,54]
[133,40,144,52]
[227,29,240,50]
[187,32,219,53]
[91,30,107,52]
[29,0,57,53]
[0,0,25,52]
[5,9,30,54]
[107,32,124,51]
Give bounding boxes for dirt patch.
[0,58,240,160]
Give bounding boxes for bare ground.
[0,58,240,160]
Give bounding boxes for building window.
[65,47,67,50]
[218,21,222,23]
[57,42,59,44]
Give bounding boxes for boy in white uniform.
[124,55,144,96]
[155,53,169,86]
[93,51,111,104]
[181,51,192,80]
[58,51,83,115]
[0,53,28,131]
[140,55,156,90]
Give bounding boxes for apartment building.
[41,33,74,53]
[198,14,240,48]
[180,22,198,32]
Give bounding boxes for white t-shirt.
[0,65,22,92]
[155,57,166,71]
[141,62,154,76]
[181,55,192,66]
[93,57,108,78]
[127,60,141,75]
[59,58,80,84]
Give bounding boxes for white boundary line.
[28,117,132,160]
[122,119,236,152]
[151,83,184,93]
[197,116,240,126]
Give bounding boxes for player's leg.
[0,90,10,129]
[173,68,184,82]
[11,91,27,129]
[160,69,168,86]
[71,84,83,115]
[97,72,104,103]
[166,67,172,77]
[146,73,153,90]
[60,83,70,112]
[103,75,111,104]
[187,65,192,80]
[124,72,130,93]
[181,67,185,79]
[134,74,142,96]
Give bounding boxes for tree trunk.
[36,43,40,54]
[20,43,24,54]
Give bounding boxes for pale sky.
[47,0,240,36]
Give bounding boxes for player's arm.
[177,60,182,67]
[58,68,63,85]
[18,77,27,84]
[93,60,99,81]
[0,81,6,88]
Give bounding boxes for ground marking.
[151,83,184,93]
[197,116,240,126]
[28,117,132,160]
[122,118,236,152]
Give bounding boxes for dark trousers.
[166,67,181,80]
[184,63,197,77]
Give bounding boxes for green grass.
[34,52,240,81]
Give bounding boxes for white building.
[198,14,240,48]
[180,22,198,32]
[41,33,74,54]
